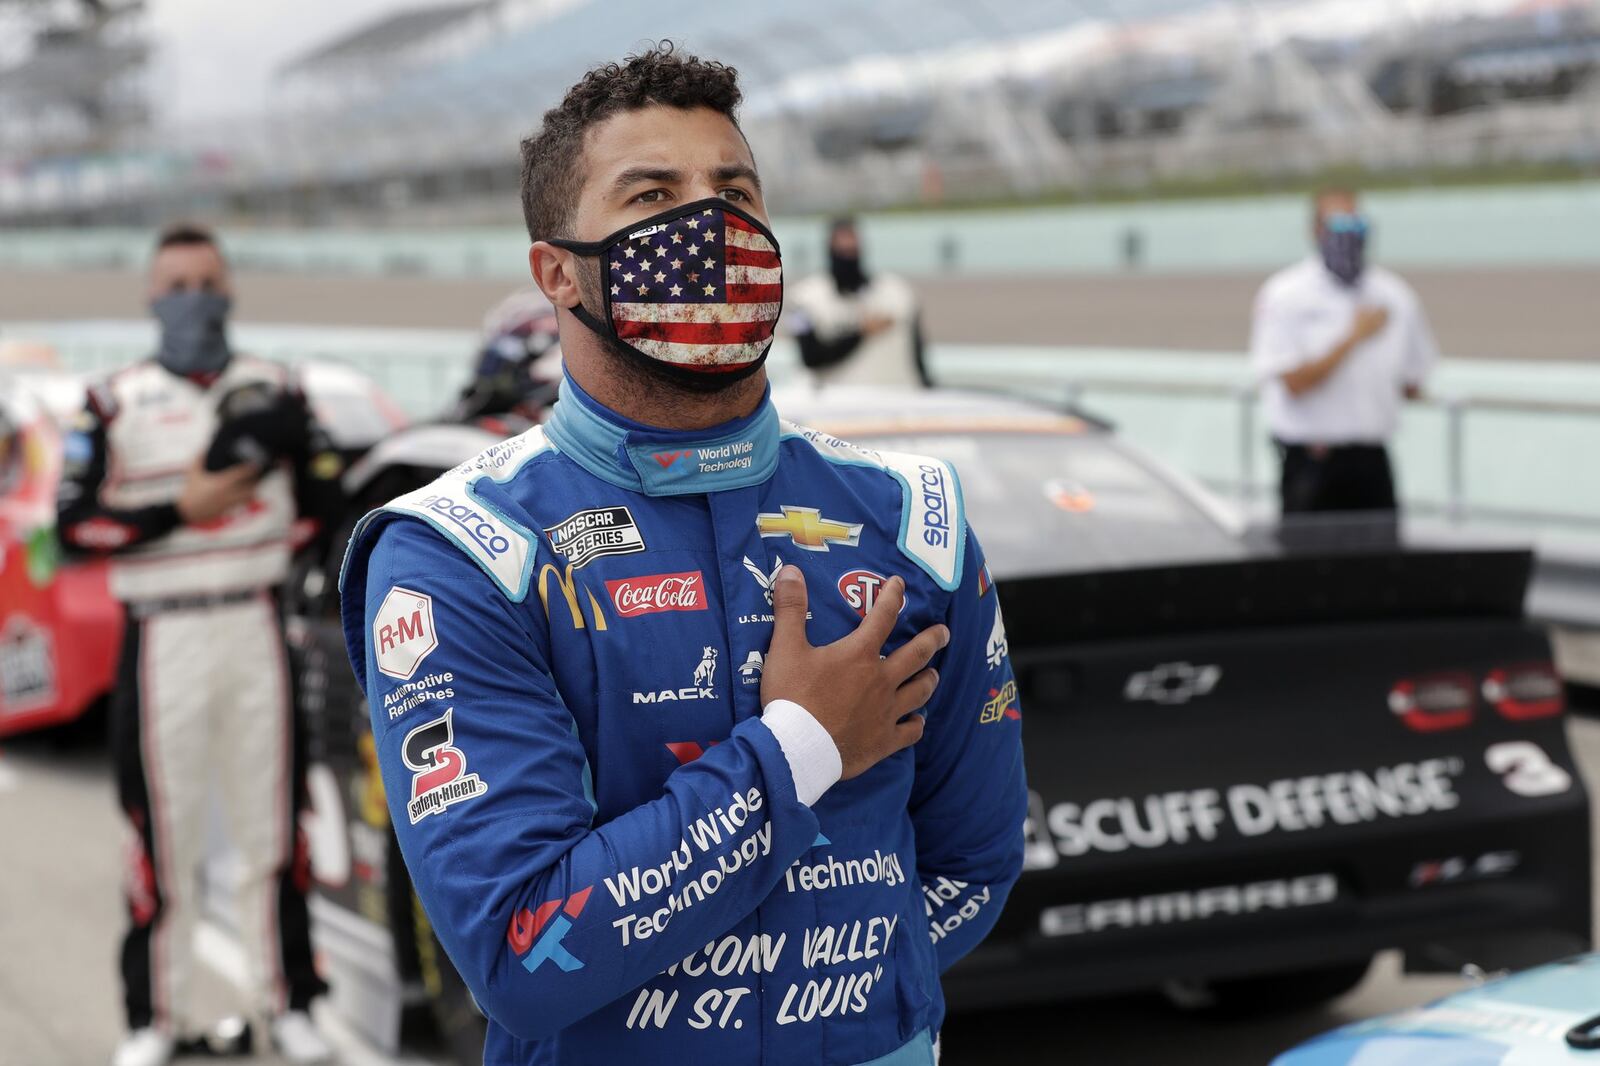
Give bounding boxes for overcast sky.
[145,0,416,123]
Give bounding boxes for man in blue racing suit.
[340,45,1026,1066]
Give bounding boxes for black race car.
[290,386,1590,1061]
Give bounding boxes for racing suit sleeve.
[909,529,1026,971]
[56,396,182,553]
[360,519,827,1042]
[795,324,864,370]
[284,385,345,556]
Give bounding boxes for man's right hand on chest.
[1350,304,1389,344]
[760,565,947,782]
[176,460,260,524]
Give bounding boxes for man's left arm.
[1401,290,1441,400]
[909,528,1027,971]
[285,383,346,554]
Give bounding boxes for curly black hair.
[518,42,743,243]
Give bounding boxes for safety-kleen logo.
[508,887,592,974]
[756,506,862,552]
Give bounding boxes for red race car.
[0,369,122,736]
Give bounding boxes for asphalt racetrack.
[3,264,1597,359]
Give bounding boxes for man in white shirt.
[1250,188,1440,514]
[786,217,928,388]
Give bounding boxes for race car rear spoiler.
[995,546,1534,648]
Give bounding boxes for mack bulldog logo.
[546,506,645,569]
[606,571,707,618]
[401,710,487,824]
[633,647,720,705]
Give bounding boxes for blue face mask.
[151,290,232,376]
[1319,213,1369,287]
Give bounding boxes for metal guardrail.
[944,370,1600,533]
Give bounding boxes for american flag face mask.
[550,198,783,390]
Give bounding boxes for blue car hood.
[1275,954,1600,1064]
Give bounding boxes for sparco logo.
[401,709,487,824]
[605,572,708,618]
[917,462,952,550]
[421,494,512,559]
[546,506,646,569]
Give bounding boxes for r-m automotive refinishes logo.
[508,887,592,974]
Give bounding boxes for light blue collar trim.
[544,374,780,496]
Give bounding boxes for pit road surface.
[3,715,1596,1066]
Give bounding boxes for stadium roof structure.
[278,0,495,76]
[351,0,1210,117]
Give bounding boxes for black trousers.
[1276,441,1397,514]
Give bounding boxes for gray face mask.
[151,290,232,376]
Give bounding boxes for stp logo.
[837,569,900,617]
[401,710,487,824]
[508,886,591,974]
[374,587,438,679]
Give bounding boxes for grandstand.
[0,0,1597,224]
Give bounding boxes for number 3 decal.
[1485,741,1572,798]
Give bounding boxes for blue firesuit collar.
[543,372,780,496]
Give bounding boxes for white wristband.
[759,699,842,807]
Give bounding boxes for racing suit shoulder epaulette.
[340,426,553,607]
[779,419,966,591]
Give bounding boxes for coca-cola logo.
[605,571,709,618]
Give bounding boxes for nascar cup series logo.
[546,506,646,569]
[401,709,487,824]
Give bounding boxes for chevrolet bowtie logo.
[756,506,863,552]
